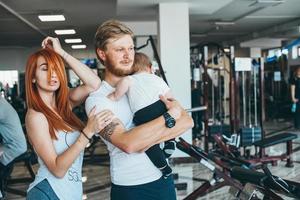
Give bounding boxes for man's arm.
[98,97,194,153]
[135,111,193,153]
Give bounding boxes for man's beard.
[105,58,133,77]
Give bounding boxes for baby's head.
[132,52,152,74]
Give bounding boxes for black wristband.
[81,130,92,143]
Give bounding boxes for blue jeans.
[27,179,59,200]
[111,176,176,200]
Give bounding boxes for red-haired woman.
[25,37,113,200]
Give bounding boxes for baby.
[108,52,176,178]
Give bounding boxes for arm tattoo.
[99,121,119,142]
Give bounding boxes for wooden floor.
[3,120,300,200]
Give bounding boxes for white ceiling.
[0,0,299,50]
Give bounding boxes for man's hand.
[159,94,182,120]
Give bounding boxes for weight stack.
[240,127,262,147]
[208,124,231,141]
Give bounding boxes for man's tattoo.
[99,121,119,142]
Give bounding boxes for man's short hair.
[94,19,134,64]
[132,52,152,73]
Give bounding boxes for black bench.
[253,133,297,167]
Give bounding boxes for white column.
[158,3,191,157]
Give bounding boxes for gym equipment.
[230,166,300,199]
[253,133,297,167]
[185,106,207,113]
[213,131,297,168]
[135,36,168,85]
[237,59,262,147]
[176,137,244,200]
[0,151,36,197]
[196,45,232,151]
[0,126,37,198]
[177,137,300,200]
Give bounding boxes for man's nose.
[123,49,130,58]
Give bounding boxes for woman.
[291,67,300,129]
[25,37,113,200]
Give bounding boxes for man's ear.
[97,48,106,62]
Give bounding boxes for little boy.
[108,52,176,178]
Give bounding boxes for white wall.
[0,47,98,72]
[0,47,39,72]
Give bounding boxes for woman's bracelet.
[81,129,92,143]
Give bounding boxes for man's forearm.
[156,112,194,144]
[119,112,193,153]
[118,116,169,153]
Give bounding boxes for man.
[85,20,193,200]
[0,96,27,194]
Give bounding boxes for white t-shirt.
[127,73,170,113]
[85,81,162,186]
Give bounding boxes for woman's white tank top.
[28,130,84,200]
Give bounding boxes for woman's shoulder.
[26,108,47,124]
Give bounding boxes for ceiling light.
[71,45,86,49]
[38,15,65,22]
[65,38,82,43]
[54,29,76,35]
[191,33,207,37]
[214,21,235,26]
[257,0,285,3]
[224,48,230,53]
[249,0,285,7]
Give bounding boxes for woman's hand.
[41,36,65,56]
[159,95,182,120]
[83,107,115,138]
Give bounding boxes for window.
[0,70,18,88]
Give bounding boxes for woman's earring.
[32,79,36,83]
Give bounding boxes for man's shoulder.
[85,85,110,112]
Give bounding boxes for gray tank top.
[28,130,84,200]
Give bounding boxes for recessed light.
[191,33,207,37]
[54,29,76,35]
[214,21,235,26]
[224,48,230,53]
[38,15,65,22]
[72,45,86,49]
[65,38,82,43]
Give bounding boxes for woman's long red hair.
[25,48,84,139]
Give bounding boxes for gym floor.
[5,120,300,200]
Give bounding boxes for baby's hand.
[107,92,117,101]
